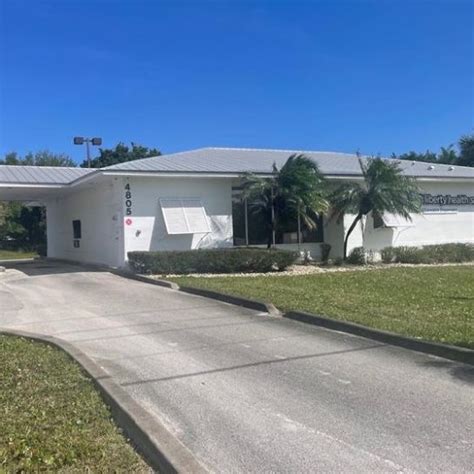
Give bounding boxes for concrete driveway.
[1,261,472,473]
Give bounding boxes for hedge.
[128,248,299,275]
[347,247,367,265]
[381,243,474,264]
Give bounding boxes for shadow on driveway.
[120,343,385,387]
[420,359,474,385]
[1,259,100,277]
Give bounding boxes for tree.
[458,133,474,167]
[240,154,328,248]
[330,158,422,260]
[396,150,438,163]
[0,150,76,167]
[395,132,474,168]
[81,142,161,168]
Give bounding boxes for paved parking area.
[1,261,473,472]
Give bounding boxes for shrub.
[333,257,344,266]
[320,243,331,263]
[381,246,396,263]
[346,246,366,265]
[381,243,474,264]
[127,248,299,275]
[393,246,425,264]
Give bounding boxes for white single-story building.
[1,147,473,267]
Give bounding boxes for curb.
[179,286,281,316]
[114,271,280,315]
[0,258,37,265]
[113,271,473,365]
[0,329,208,474]
[285,311,474,365]
[111,270,180,290]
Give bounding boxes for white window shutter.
[183,199,210,233]
[160,198,210,234]
[160,199,189,234]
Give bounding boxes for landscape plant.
[240,154,328,248]
[128,248,299,275]
[381,243,474,264]
[329,158,422,259]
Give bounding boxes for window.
[232,188,324,245]
[373,212,384,229]
[72,220,82,239]
[373,212,415,229]
[160,198,211,234]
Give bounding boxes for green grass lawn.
[170,266,474,349]
[0,336,149,472]
[0,249,38,260]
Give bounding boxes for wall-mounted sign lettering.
[125,183,133,215]
[421,194,474,206]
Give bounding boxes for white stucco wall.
[46,177,123,267]
[122,176,233,262]
[44,175,473,267]
[344,180,474,257]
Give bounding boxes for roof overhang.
[0,184,65,202]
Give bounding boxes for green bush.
[381,246,396,263]
[128,248,299,275]
[392,246,424,264]
[320,243,331,263]
[346,246,366,265]
[381,243,474,264]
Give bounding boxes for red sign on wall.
[125,218,133,226]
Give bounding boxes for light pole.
[73,137,102,168]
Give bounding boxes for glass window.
[232,188,324,245]
[373,212,384,229]
[232,189,247,246]
[72,220,81,239]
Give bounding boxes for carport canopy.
[0,166,96,203]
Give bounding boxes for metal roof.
[0,165,94,185]
[1,148,473,186]
[104,147,474,179]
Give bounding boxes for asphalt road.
[1,261,473,473]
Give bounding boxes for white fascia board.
[0,182,65,188]
[65,170,474,185]
[412,177,474,183]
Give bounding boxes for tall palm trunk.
[343,212,362,260]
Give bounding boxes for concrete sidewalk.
[1,261,473,472]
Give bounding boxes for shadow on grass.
[422,360,474,385]
[437,295,474,301]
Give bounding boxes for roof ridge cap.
[206,146,358,156]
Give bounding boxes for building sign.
[420,194,474,207]
[124,182,133,215]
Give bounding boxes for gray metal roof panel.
[2,148,473,185]
[0,166,94,185]
[103,147,474,179]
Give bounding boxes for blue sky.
[0,0,472,164]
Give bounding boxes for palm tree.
[330,157,422,259]
[241,154,328,248]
